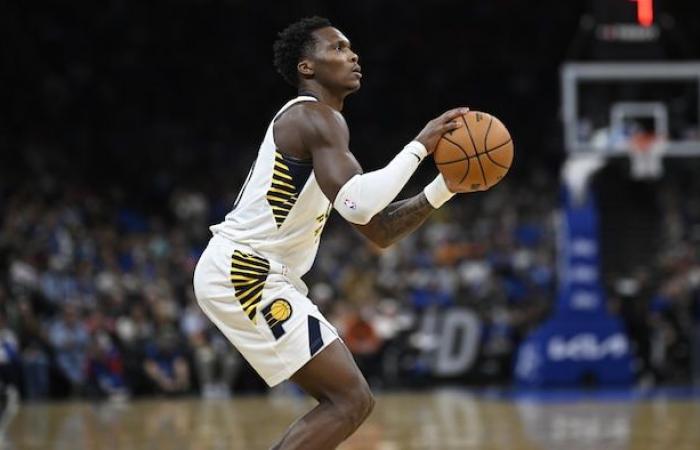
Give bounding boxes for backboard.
[562,62,700,158]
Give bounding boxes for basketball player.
[193,16,468,449]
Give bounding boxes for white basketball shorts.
[193,234,339,387]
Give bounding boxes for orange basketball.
[434,111,513,192]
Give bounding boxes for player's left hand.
[415,107,469,154]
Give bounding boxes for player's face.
[308,27,361,93]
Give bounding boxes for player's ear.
[298,59,314,78]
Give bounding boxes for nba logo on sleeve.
[343,198,357,210]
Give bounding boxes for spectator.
[342,307,383,386]
[180,295,239,398]
[1,155,698,395]
[0,312,21,392]
[143,330,191,396]
[16,298,50,400]
[48,304,90,395]
[86,332,128,400]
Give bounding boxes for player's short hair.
[273,16,333,87]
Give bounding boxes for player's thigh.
[290,339,370,403]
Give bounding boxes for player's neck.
[297,86,345,111]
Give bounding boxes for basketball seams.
[441,135,468,157]
[461,114,479,155]
[436,111,512,191]
[483,115,493,154]
[487,138,512,152]
[440,151,508,166]
[484,154,511,170]
[462,114,487,186]
[484,140,513,170]
[436,156,468,165]
[458,152,471,185]
[437,132,470,184]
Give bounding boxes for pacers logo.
[263,299,292,339]
[269,299,292,323]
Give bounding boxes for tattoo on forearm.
[373,193,435,246]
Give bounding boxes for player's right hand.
[414,107,469,154]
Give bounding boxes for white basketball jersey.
[210,96,333,276]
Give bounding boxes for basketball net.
[628,132,666,180]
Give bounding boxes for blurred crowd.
[0,166,559,400]
[2,0,700,409]
[1,160,698,402]
[604,162,700,386]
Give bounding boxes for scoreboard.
[593,0,656,27]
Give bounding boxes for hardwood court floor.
[3,389,700,449]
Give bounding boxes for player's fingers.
[439,107,469,122]
[440,120,462,133]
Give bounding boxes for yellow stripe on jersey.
[240,289,263,309]
[266,151,302,228]
[268,187,296,196]
[230,250,270,323]
[271,179,295,190]
[229,267,269,276]
[232,258,269,271]
[274,160,290,171]
[272,169,293,181]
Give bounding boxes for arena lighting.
[629,0,654,27]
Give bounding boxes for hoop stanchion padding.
[515,186,634,387]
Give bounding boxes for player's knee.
[334,379,374,428]
[364,388,376,419]
[353,382,375,422]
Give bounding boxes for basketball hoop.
[628,131,666,180]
